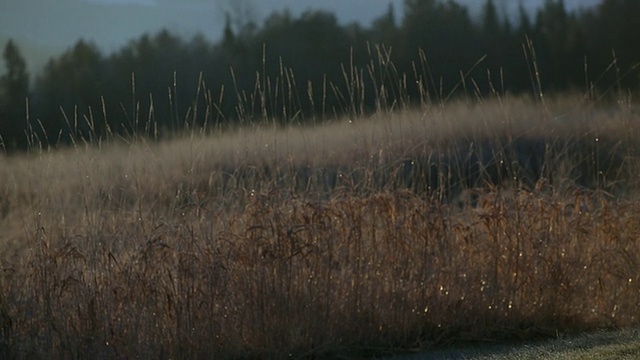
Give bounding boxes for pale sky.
[0,0,601,76]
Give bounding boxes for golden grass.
[0,94,639,358]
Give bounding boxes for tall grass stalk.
[0,46,639,358]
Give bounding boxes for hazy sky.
[1,0,601,76]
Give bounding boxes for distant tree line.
[0,0,639,150]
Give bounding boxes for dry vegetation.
[0,91,639,358]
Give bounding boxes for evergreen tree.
[588,0,640,89]
[533,0,578,88]
[34,40,104,143]
[22,0,640,148]
[370,3,399,46]
[482,0,500,35]
[222,13,236,50]
[0,40,29,149]
[400,0,479,98]
[516,1,532,36]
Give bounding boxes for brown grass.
[0,93,639,358]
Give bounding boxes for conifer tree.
[0,40,29,149]
[482,0,500,35]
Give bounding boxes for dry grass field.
[382,327,640,359]
[0,90,639,358]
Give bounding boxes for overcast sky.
[1,0,601,75]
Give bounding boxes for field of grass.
[382,327,640,359]
[0,89,639,358]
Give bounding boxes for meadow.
[0,58,640,358]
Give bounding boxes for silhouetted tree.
[400,0,480,100]
[584,0,640,90]
[104,30,216,134]
[21,0,640,152]
[370,3,400,46]
[34,40,104,144]
[516,1,533,36]
[480,0,506,89]
[532,0,588,88]
[482,0,500,35]
[240,10,362,121]
[0,40,29,149]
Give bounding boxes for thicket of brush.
[0,49,639,358]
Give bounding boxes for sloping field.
[0,95,639,358]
